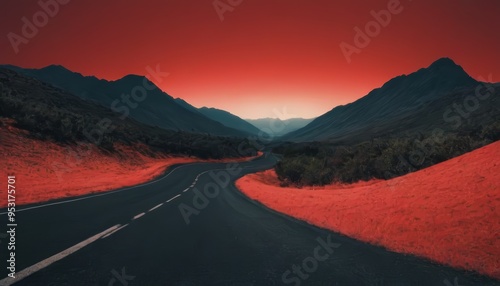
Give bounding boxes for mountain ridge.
[281,57,497,143]
[246,117,315,137]
[2,64,251,137]
[172,98,263,136]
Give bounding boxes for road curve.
[0,153,498,286]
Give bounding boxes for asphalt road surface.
[0,153,498,286]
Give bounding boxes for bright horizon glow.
[1,1,498,120]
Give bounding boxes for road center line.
[0,154,271,215]
[0,224,121,285]
[167,194,181,202]
[132,212,145,220]
[101,224,129,239]
[0,162,210,215]
[182,188,190,192]
[148,203,163,212]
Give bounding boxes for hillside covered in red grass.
[0,121,260,207]
[0,68,262,207]
[237,141,500,279]
[0,120,196,206]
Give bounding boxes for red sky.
[1,0,499,119]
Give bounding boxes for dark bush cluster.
[0,69,257,159]
[274,123,500,186]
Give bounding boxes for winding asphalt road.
[0,153,498,286]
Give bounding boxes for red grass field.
[0,121,260,207]
[237,141,500,279]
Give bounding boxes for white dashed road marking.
[0,163,205,215]
[0,153,273,285]
[167,194,181,202]
[102,224,129,239]
[133,212,145,220]
[149,203,163,212]
[0,224,121,285]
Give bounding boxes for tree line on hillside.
[0,69,257,159]
[273,122,500,186]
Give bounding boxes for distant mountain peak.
[199,107,219,111]
[376,57,475,97]
[42,64,71,71]
[39,64,103,81]
[120,74,144,79]
[116,74,147,82]
[423,57,475,85]
[281,57,485,143]
[39,64,76,75]
[428,57,458,68]
[3,64,252,137]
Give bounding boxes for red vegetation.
[237,141,500,279]
[0,121,259,207]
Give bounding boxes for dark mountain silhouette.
[245,118,314,137]
[281,57,499,143]
[0,67,257,158]
[173,98,264,136]
[1,65,250,137]
[173,98,203,114]
[197,107,263,136]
